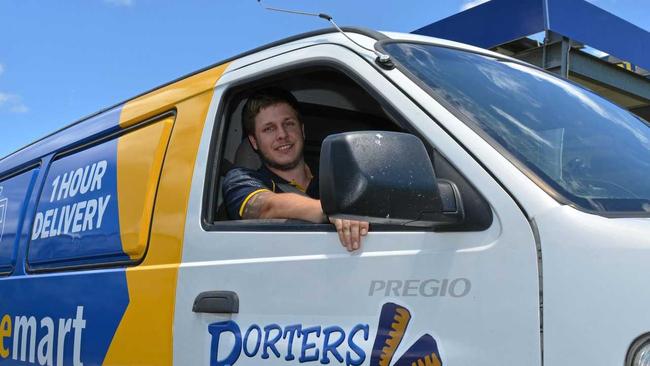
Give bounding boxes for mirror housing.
[320,131,459,227]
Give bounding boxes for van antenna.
[256,0,393,69]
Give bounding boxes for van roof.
[0,27,387,176]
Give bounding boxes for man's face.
[249,102,305,171]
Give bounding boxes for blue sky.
[0,0,647,158]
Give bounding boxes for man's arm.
[242,191,325,223]
[243,191,369,251]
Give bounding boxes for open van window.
[206,67,401,226]
[381,42,650,215]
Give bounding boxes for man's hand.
[329,217,369,252]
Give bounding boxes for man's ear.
[248,134,259,151]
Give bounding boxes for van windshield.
[383,42,650,214]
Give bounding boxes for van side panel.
[0,108,123,174]
[1,109,134,365]
[0,270,130,365]
[102,63,229,365]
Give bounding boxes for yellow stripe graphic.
[104,62,230,365]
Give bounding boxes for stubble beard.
[259,149,303,171]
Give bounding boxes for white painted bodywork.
[538,207,650,365]
[173,29,650,366]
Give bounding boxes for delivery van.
[0,26,649,366]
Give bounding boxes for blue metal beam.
[413,0,650,72]
[412,0,545,49]
[546,0,650,72]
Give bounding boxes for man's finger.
[350,220,360,251]
[360,221,369,236]
[339,230,347,249]
[331,218,346,248]
[342,220,352,250]
[332,218,343,232]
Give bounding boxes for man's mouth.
[275,143,293,152]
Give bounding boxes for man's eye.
[263,126,274,133]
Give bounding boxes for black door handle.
[192,291,239,314]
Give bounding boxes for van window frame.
[202,58,492,232]
[0,163,41,276]
[202,61,416,232]
[24,110,176,274]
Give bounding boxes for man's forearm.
[243,191,326,223]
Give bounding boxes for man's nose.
[277,125,289,139]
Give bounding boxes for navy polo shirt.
[222,165,319,219]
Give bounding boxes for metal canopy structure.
[413,0,650,120]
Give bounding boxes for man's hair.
[242,87,301,136]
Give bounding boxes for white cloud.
[505,62,610,119]
[0,92,28,114]
[0,63,28,114]
[10,104,29,114]
[460,0,489,11]
[104,0,134,7]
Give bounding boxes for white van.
[0,27,648,366]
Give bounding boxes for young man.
[223,87,369,251]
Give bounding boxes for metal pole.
[560,36,571,78]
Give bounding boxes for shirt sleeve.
[222,168,273,219]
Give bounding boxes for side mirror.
[319,131,461,227]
